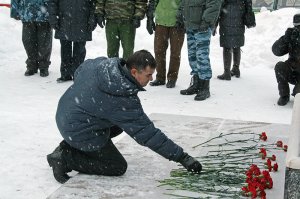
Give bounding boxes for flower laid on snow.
[259,148,267,159]
[160,131,286,198]
[260,132,268,141]
[276,140,283,147]
[284,145,288,152]
[242,165,273,198]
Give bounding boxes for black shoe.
[277,96,290,106]
[231,66,240,78]
[149,79,165,86]
[40,69,49,77]
[24,69,38,76]
[180,75,200,95]
[166,80,176,88]
[57,76,73,83]
[217,72,231,80]
[194,79,210,101]
[47,146,70,184]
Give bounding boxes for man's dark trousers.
[60,40,86,78]
[22,22,52,71]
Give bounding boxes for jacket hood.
[95,57,145,96]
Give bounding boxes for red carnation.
[276,140,283,147]
[284,145,288,152]
[273,163,279,171]
[260,132,268,141]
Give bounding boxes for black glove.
[133,19,141,28]
[96,15,105,28]
[88,15,97,31]
[50,21,59,30]
[146,18,155,35]
[179,153,202,173]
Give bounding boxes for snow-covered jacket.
[10,0,49,22]
[48,0,95,41]
[56,57,184,162]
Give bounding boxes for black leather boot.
[180,75,200,95]
[194,79,210,101]
[277,96,290,106]
[231,48,241,78]
[47,141,72,183]
[149,79,165,86]
[24,68,38,76]
[218,48,231,80]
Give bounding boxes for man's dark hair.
[126,50,156,71]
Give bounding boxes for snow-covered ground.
[0,4,299,199]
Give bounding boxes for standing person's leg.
[180,29,201,95]
[217,47,232,80]
[275,61,292,105]
[231,47,241,78]
[37,22,52,77]
[194,29,212,101]
[106,20,120,58]
[72,41,86,77]
[22,22,38,76]
[150,25,168,86]
[167,26,185,88]
[57,40,73,82]
[120,21,135,60]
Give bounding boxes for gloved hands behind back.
[96,15,105,28]
[133,19,141,28]
[146,17,155,35]
[179,152,202,173]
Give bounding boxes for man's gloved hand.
[284,28,294,43]
[88,15,97,31]
[179,152,202,173]
[96,15,105,28]
[146,18,155,35]
[133,19,141,28]
[50,21,59,30]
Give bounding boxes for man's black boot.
[166,80,177,88]
[40,69,49,77]
[277,96,290,106]
[194,79,210,101]
[57,76,73,83]
[218,48,231,80]
[24,69,38,76]
[180,75,200,95]
[149,79,165,86]
[231,65,240,78]
[47,144,71,183]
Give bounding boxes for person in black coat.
[272,14,300,106]
[48,0,97,83]
[47,50,202,184]
[217,0,255,80]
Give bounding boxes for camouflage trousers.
[186,28,212,80]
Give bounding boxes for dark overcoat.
[55,57,184,162]
[48,0,95,41]
[219,0,247,48]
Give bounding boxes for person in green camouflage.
[95,0,147,60]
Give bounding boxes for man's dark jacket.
[48,0,95,41]
[56,57,183,162]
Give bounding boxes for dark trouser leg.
[72,41,86,76]
[36,22,52,70]
[63,139,127,176]
[22,22,38,70]
[168,26,185,81]
[275,61,291,97]
[106,21,120,58]
[60,40,73,78]
[154,25,168,81]
[217,47,232,80]
[120,21,135,60]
